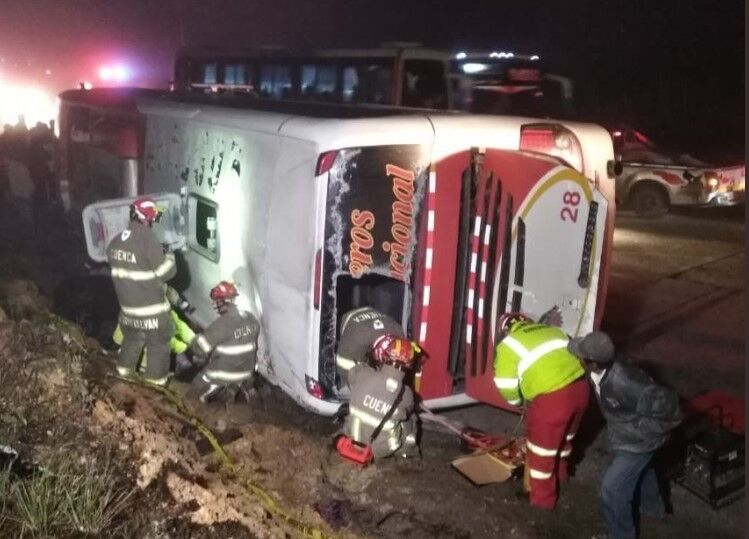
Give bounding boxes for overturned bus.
[78,92,615,415]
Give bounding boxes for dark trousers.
[118,312,173,379]
[601,450,665,539]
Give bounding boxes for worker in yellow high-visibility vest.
[494,312,589,509]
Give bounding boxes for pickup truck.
[611,128,745,217]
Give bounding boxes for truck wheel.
[630,184,669,218]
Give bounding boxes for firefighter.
[493,312,589,509]
[335,306,405,387]
[189,281,260,403]
[338,334,419,461]
[108,197,177,385]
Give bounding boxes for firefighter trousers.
[526,378,590,509]
[118,311,174,380]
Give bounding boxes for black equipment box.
[676,426,744,509]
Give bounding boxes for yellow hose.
[137,377,332,539]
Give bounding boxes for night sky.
[0,0,744,159]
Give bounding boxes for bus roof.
[175,45,450,61]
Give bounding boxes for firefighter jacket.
[191,304,260,383]
[594,361,682,453]
[107,220,176,322]
[343,363,417,459]
[493,321,584,405]
[336,306,404,382]
[113,310,195,354]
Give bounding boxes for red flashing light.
[316,150,339,176]
[313,248,323,310]
[305,375,325,400]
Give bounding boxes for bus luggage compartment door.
[81,192,185,262]
[459,150,608,410]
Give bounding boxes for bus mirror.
[607,160,622,178]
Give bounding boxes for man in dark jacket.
[568,331,682,539]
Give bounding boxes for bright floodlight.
[462,63,488,74]
[455,52,467,59]
[0,83,56,128]
[530,55,540,61]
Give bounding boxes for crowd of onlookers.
[0,117,58,250]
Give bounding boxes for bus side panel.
[142,116,281,366]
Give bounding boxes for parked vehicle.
[172,45,574,118]
[72,91,614,416]
[611,128,745,217]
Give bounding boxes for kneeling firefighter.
[335,306,405,388]
[337,334,421,463]
[189,281,260,403]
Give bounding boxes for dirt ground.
[0,203,744,538]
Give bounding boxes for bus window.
[224,63,247,85]
[342,63,392,105]
[301,65,338,101]
[259,64,292,99]
[342,67,357,103]
[402,59,447,109]
[203,62,218,85]
[189,195,219,262]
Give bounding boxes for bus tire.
[630,183,669,218]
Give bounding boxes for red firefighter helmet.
[371,334,417,368]
[496,312,531,338]
[130,197,162,224]
[209,281,239,310]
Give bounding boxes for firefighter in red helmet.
[336,331,421,463]
[189,281,260,403]
[107,196,176,386]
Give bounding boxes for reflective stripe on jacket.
[494,322,584,403]
[107,220,176,319]
[190,304,260,379]
[335,306,404,384]
[343,363,416,459]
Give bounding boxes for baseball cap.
[567,331,615,363]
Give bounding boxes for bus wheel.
[630,183,669,218]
